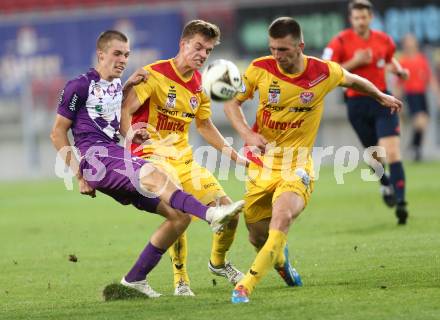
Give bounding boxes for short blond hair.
[181,19,221,45]
[97,30,128,51]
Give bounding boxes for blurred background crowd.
[1,0,439,180]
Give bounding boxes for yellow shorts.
[244,162,314,224]
[145,156,226,205]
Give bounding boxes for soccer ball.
[202,59,243,102]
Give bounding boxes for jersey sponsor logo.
[264,105,284,112]
[156,113,184,132]
[68,93,79,111]
[262,110,304,130]
[58,89,64,106]
[189,96,198,109]
[289,106,313,112]
[299,92,314,104]
[157,106,179,116]
[182,112,195,119]
[95,105,103,113]
[308,74,328,87]
[165,86,177,109]
[203,182,217,189]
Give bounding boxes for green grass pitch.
[1,163,439,320]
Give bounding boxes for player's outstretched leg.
[139,163,244,231]
[121,202,190,297]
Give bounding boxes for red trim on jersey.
[253,57,329,89]
[151,61,203,94]
[130,98,150,157]
[244,122,264,167]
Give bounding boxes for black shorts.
[406,93,429,116]
[346,95,400,148]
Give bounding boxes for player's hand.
[377,93,403,114]
[132,128,150,144]
[396,68,410,80]
[125,68,149,88]
[236,154,251,168]
[353,49,373,66]
[244,131,268,154]
[78,176,96,198]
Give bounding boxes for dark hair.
[181,19,221,44]
[97,30,128,51]
[348,0,373,13]
[268,17,302,41]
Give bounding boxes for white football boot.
[120,277,162,298]
[206,200,244,232]
[174,280,195,296]
[208,261,244,285]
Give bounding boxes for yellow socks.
[238,229,287,294]
[209,220,238,267]
[168,232,190,287]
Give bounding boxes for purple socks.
[169,190,209,221]
[125,242,166,282]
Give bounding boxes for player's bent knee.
[139,164,168,193]
[386,149,401,163]
[248,231,268,249]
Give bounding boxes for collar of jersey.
[170,59,193,83]
[275,56,308,78]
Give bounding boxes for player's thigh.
[270,191,305,233]
[273,167,314,209]
[80,143,145,191]
[346,98,377,148]
[244,179,274,225]
[180,161,226,205]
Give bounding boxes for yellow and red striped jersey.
[132,59,211,161]
[236,55,345,169]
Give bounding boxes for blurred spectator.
[395,34,440,161]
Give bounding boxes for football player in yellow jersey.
[225,17,403,303]
[120,20,248,296]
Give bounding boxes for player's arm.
[50,115,95,197]
[195,116,248,166]
[120,69,150,146]
[341,69,403,113]
[340,48,373,71]
[224,98,267,153]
